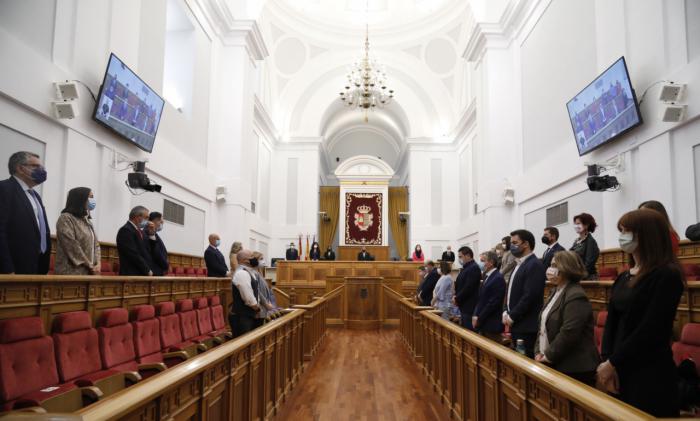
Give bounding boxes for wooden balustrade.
[0,275,231,333]
[272,286,291,308]
[384,285,432,363]
[292,285,344,361]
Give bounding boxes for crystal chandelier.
[339,6,394,122]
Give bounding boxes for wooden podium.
[338,246,390,261]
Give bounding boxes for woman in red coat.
[411,244,425,262]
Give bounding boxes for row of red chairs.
[47,255,209,277]
[0,296,230,413]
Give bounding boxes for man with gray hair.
[0,151,50,274]
[230,249,261,337]
[116,205,154,276]
[472,250,506,342]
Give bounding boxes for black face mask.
[249,258,259,267]
[541,236,550,245]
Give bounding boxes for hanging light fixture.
[338,0,394,122]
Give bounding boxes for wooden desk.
[338,245,390,261]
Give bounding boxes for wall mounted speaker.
[52,101,78,119]
[662,104,687,122]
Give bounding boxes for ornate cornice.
[253,95,279,143]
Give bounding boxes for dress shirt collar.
[12,175,31,192]
[485,268,497,278]
[515,252,535,265]
[128,220,140,231]
[548,241,559,250]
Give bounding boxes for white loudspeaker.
[658,83,686,103]
[662,104,687,123]
[215,185,227,202]
[504,187,514,205]
[55,81,80,100]
[52,101,78,119]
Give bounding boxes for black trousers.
[511,332,537,358]
[229,314,256,338]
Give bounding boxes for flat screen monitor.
[566,56,642,156]
[93,53,164,153]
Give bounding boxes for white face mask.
[574,224,584,234]
[546,267,559,282]
[618,231,638,253]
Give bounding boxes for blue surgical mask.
[510,244,524,257]
[477,261,486,272]
[618,232,637,253]
[87,197,96,210]
[30,167,47,185]
[215,239,221,247]
[139,219,148,229]
[156,224,163,232]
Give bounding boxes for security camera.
[399,211,410,223]
[319,211,331,222]
[586,164,619,192]
[127,161,162,192]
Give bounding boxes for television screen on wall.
[566,56,642,156]
[93,53,165,153]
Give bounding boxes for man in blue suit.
[117,206,154,276]
[502,229,546,358]
[204,233,229,277]
[418,260,440,307]
[144,211,169,276]
[541,226,564,270]
[0,152,50,274]
[472,251,505,342]
[454,246,481,330]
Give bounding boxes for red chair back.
[101,260,115,275]
[185,267,196,276]
[97,308,136,371]
[673,323,700,375]
[594,311,607,354]
[174,267,185,275]
[177,299,200,341]
[156,302,183,349]
[131,305,162,364]
[209,296,226,330]
[598,267,617,280]
[52,311,102,383]
[194,297,214,335]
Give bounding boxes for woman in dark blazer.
[598,209,685,417]
[569,213,600,279]
[534,251,599,385]
[309,242,321,261]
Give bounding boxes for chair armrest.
[224,331,233,340]
[138,362,167,372]
[124,371,143,384]
[197,343,208,353]
[212,336,224,345]
[80,386,104,401]
[162,350,189,361]
[5,406,48,414]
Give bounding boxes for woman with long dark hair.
[55,187,101,275]
[597,209,685,417]
[412,244,424,262]
[309,242,321,261]
[569,213,600,279]
[638,200,680,255]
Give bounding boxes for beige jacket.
[55,213,100,275]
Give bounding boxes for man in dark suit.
[541,226,564,270]
[418,261,440,306]
[472,251,506,342]
[116,206,154,276]
[454,246,481,330]
[285,243,299,260]
[0,152,51,274]
[323,246,336,261]
[686,223,700,241]
[204,233,229,277]
[502,229,546,358]
[357,246,372,261]
[441,245,455,263]
[144,211,169,276]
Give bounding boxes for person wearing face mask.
[453,246,481,330]
[204,234,229,277]
[116,206,154,276]
[502,229,546,358]
[144,211,169,276]
[569,213,600,279]
[441,245,455,263]
[541,227,564,270]
[412,244,425,262]
[534,251,599,386]
[500,236,517,284]
[251,251,276,326]
[55,187,101,275]
[309,242,321,261]
[0,151,51,274]
[324,246,336,261]
[597,209,684,417]
[432,261,457,320]
[418,260,440,306]
[472,251,506,342]
[231,249,261,337]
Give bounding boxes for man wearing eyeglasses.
[0,151,51,274]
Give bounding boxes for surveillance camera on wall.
[398,211,410,223]
[127,161,162,192]
[586,164,619,192]
[319,211,331,222]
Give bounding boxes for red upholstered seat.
[194,297,225,345]
[97,309,139,373]
[203,268,208,277]
[156,302,198,355]
[209,296,232,338]
[673,323,700,375]
[0,317,79,411]
[682,264,700,281]
[594,311,607,354]
[52,311,119,387]
[195,267,205,277]
[177,299,211,348]
[174,266,185,276]
[598,267,617,280]
[101,261,115,275]
[185,267,196,276]
[131,305,187,367]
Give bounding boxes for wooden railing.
[0,275,231,333]
[272,286,291,308]
[384,285,432,362]
[292,285,344,361]
[399,309,655,421]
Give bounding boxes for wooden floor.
[274,329,451,421]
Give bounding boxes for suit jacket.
[324,250,336,261]
[473,270,506,334]
[441,251,455,262]
[358,251,372,261]
[454,260,482,316]
[419,268,440,306]
[541,242,565,270]
[116,222,153,276]
[0,177,51,274]
[204,246,228,277]
[55,212,100,275]
[686,223,700,241]
[506,254,546,334]
[570,235,599,278]
[309,248,321,260]
[145,232,169,276]
[286,248,299,260]
[533,283,599,374]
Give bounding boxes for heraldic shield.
[344,192,382,245]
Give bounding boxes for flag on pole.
[298,235,302,261]
[305,235,310,261]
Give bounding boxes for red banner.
[344,192,382,245]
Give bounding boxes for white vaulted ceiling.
[258,0,474,177]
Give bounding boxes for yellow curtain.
[388,187,409,260]
[319,187,340,251]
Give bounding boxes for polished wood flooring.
[274,329,451,421]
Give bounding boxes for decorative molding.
[334,155,395,182]
[253,95,280,143]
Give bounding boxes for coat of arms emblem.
[354,204,373,231]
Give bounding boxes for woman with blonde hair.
[229,241,242,272]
